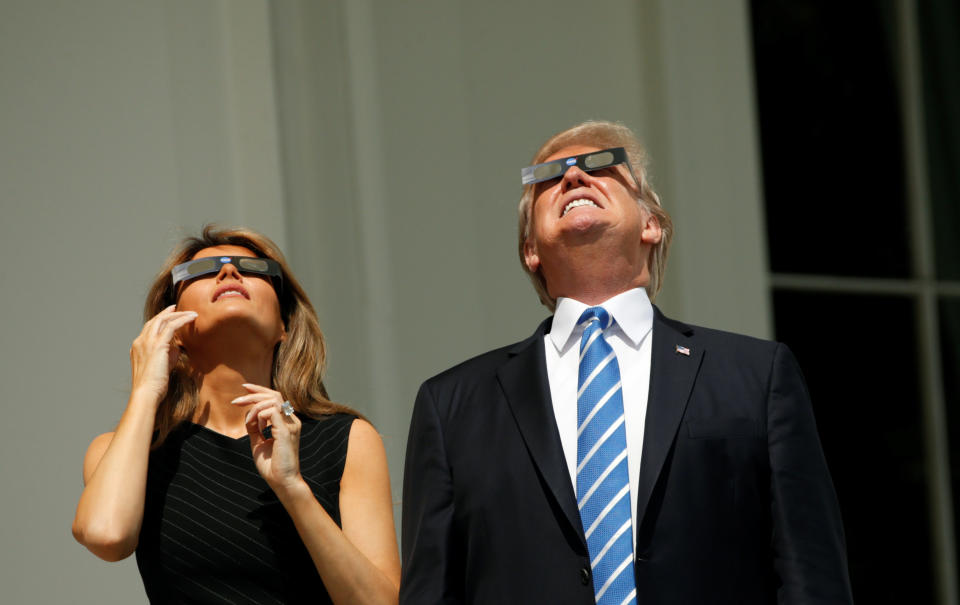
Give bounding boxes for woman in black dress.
[73,226,400,604]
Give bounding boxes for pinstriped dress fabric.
[136,413,356,604]
[576,307,637,605]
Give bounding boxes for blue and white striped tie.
[576,307,637,605]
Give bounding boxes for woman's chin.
[189,315,280,348]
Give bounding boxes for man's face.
[523,144,660,281]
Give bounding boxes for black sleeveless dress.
[136,413,356,604]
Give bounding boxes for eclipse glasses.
[171,256,282,286]
[521,146,639,188]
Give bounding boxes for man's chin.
[557,220,610,244]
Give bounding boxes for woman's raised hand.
[130,305,197,404]
[232,383,304,493]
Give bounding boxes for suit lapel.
[636,308,704,527]
[496,319,586,551]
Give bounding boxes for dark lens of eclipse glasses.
[583,150,615,170]
[185,258,218,276]
[237,258,270,273]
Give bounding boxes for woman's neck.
[189,345,275,438]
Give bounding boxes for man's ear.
[523,238,540,273]
[641,213,662,245]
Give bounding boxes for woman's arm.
[240,392,400,605]
[72,306,197,561]
[284,421,400,604]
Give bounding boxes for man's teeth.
[562,199,598,217]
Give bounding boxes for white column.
[638,0,771,339]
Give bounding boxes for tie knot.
[578,306,612,331]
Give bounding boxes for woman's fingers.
[241,383,273,393]
[129,307,196,402]
[147,305,179,335]
[258,406,276,439]
[245,404,265,446]
[244,398,302,488]
[131,308,194,363]
[244,400,281,436]
[133,306,171,344]
[138,308,195,346]
[157,311,198,340]
[231,385,281,406]
[241,399,296,439]
[244,401,269,443]
[230,394,262,406]
[151,304,176,321]
[239,385,296,427]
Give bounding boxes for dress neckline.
[181,413,305,444]
[183,422,251,443]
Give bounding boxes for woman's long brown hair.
[143,225,360,447]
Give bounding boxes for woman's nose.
[216,262,242,281]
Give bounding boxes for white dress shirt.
[544,288,653,541]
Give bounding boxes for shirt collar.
[548,288,654,353]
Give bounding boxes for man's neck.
[543,254,648,307]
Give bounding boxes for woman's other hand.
[233,383,303,493]
[130,305,197,403]
[73,306,196,561]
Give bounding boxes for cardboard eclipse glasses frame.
[171,256,282,288]
[520,146,639,187]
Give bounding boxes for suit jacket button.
[580,566,591,585]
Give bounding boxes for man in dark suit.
[400,120,853,604]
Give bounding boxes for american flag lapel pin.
[675,344,690,356]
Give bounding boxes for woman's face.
[175,245,286,351]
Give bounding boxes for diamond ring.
[281,401,294,417]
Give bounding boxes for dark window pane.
[751,1,911,278]
[773,290,932,602]
[918,1,960,280]
[940,298,960,552]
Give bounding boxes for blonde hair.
[517,120,673,311]
[143,225,360,446]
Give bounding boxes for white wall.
[0,0,767,602]
[0,1,283,602]
[639,0,771,335]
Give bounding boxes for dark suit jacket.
[400,307,853,604]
